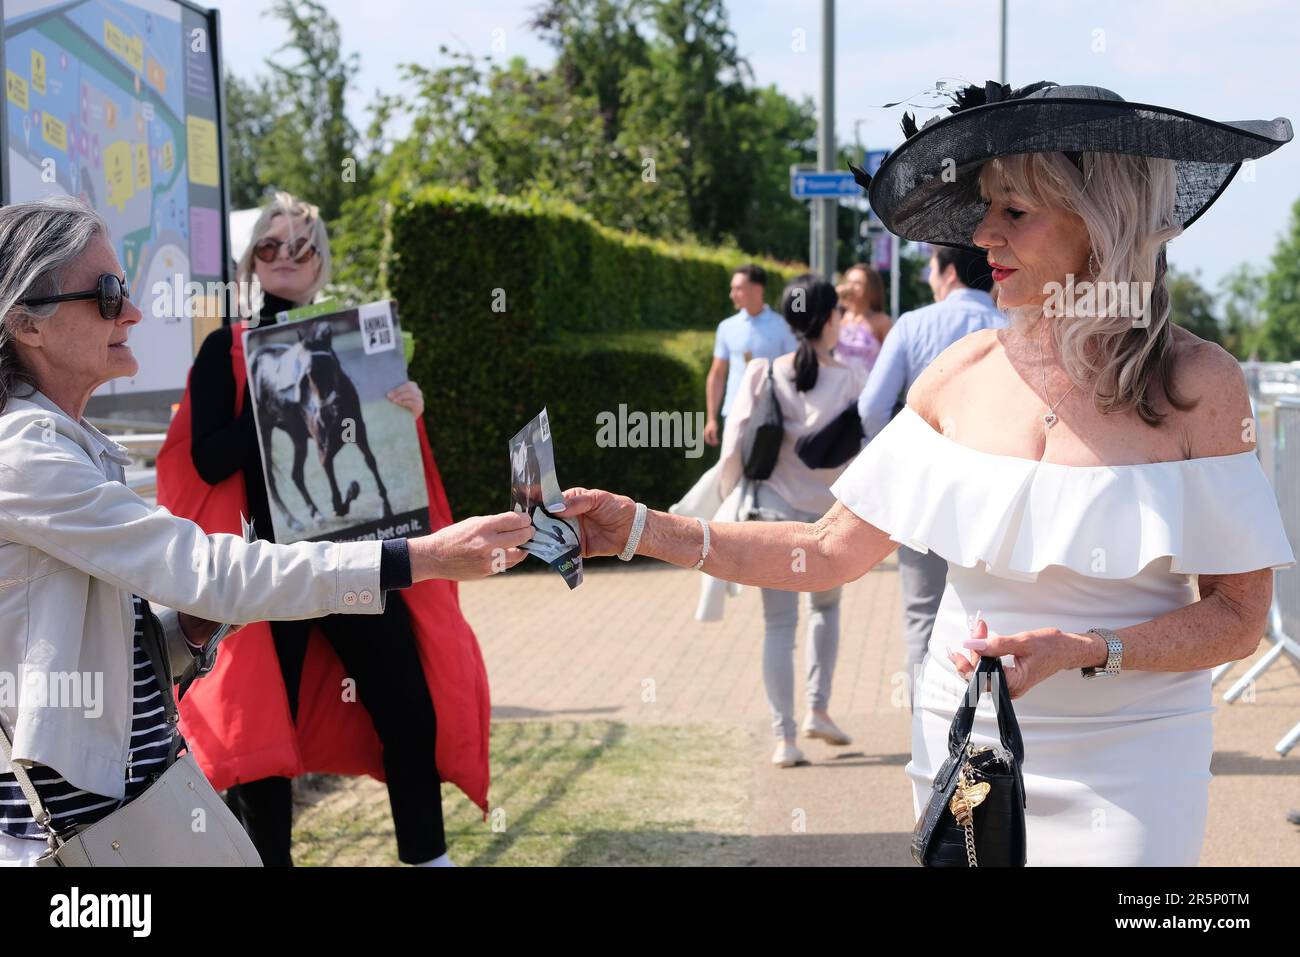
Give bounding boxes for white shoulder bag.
[0,609,261,867]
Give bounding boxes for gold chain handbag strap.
[948,746,994,867]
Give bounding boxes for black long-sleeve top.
[188,294,411,589]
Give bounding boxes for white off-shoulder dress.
[830,404,1296,866]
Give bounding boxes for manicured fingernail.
[962,638,988,651]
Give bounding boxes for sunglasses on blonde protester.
[253,236,317,264]
[18,273,129,320]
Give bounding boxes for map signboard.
[1,0,228,413]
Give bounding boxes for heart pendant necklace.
[1037,323,1076,430]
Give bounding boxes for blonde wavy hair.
[978,152,1198,426]
[236,191,332,315]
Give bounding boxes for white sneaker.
[802,713,852,746]
[771,742,806,767]
[414,852,456,867]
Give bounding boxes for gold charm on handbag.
[948,746,993,866]
[948,768,990,825]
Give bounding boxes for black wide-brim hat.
[850,80,1293,253]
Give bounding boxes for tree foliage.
[1218,263,1265,360]
[224,0,1299,346]
[229,0,819,282]
[223,0,363,222]
[1256,195,1300,361]
[1166,266,1221,346]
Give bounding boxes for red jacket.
[155,321,489,814]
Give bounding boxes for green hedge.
[389,187,803,519]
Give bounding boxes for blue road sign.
[864,149,890,177]
[790,169,861,199]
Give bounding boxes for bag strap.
[0,713,60,844]
[137,606,186,767]
[945,656,1025,765]
[741,360,774,519]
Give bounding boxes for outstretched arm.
[558,490,898,593]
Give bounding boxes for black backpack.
[741,360,784,480]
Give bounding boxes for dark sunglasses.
[19,273,129,320]
[253,236,317,264]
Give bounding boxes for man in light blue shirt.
[704,264,799,448]
[858,248,1006,440]
[856,246,1006,686]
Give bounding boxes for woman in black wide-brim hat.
[559,80,1296,864]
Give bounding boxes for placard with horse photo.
[241,300,431,545]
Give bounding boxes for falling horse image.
[249,320,395,534]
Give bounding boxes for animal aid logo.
[360,301,396,355]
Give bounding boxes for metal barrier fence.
[1242,361,1300,486]
[1266,397,1300,754]
[1219,367,1300,755]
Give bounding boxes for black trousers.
[225,592,447,865]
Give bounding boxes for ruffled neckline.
[897,404,1256,472]
[831,405,1296,582]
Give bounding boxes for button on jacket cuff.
[333,540,386,614]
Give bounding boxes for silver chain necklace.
[1037,323,1076,430]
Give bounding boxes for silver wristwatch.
[1082,627,1123,678]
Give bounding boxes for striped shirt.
[0,596,175,841]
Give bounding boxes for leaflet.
[509,408,583,589]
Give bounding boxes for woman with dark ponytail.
[716,274,869,767]
[786,276,840,392]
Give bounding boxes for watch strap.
[1082,627,1123,678]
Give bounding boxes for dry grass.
[291,720,754,866]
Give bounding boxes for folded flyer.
[509,408,583,589]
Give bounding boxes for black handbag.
[741,360,784,481]
[794,401,864,470]
[912,656,1027,867]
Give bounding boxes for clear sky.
[208,0,1300,294]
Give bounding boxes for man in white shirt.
[856,246,1006,685]
[703,264,798,447]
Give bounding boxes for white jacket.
[669,461,745,621]
[0,389,385,798]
